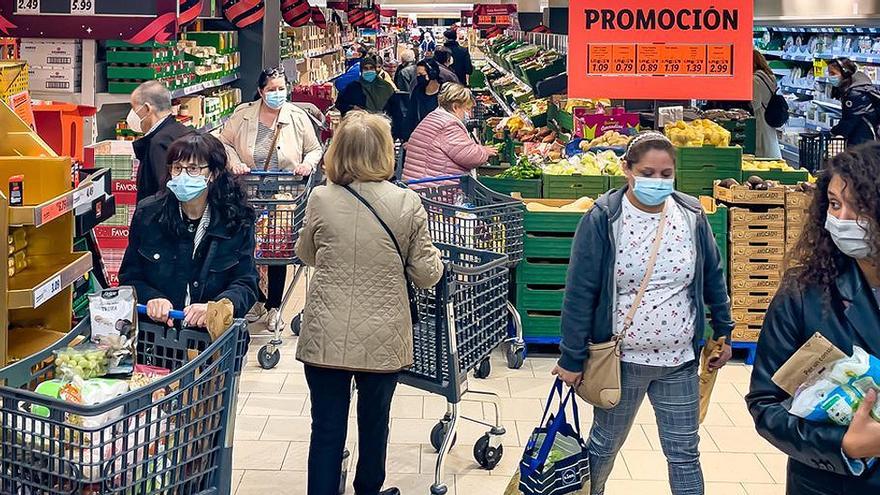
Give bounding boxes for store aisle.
[232,274,784,495]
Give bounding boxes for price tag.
[73,183,97,209]
[34,275,62,308]
[611,44,636,74]
[637,45,661,75]
[70,0,95,15]
[587,44,612,74]
[661,45,707,75]
[40,195,71,225]
[16,0,40,14]
[707,45,734,75]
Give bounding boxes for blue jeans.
[588,360,703,495]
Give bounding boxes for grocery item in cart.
[54,345,111,380]
[88,286,137,375]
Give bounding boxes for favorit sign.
[568,0,753,100]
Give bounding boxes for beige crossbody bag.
[576,204,668,409]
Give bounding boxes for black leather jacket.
[747,259,880,493]
[831,72,879,147]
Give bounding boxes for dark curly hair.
[787,142,880,292]
[160,133,255,238]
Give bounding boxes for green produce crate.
[182,31,238,53]
[106,50,180,65]
[676,146,743,172]
[608,175,627,190]
[478,176,542,198]
[740,168,810,185]
[108,81,143,94]
[517,259,569,285]
[106,64,180,80]
[548,100,574,132]
[470,69,486,89]
[717,118,756,155]
[529,112,548,127]
[705,202,729,238]
[106,40,174,49]
[517,284,566,311]
[716,233,728,280]
[519,311,562,338]
[524,233,574,258]
[543,174,609,199]
[523,210,583,233]
[522,58,566,87]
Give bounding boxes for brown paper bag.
[698,336,726,424]
[772,332,846,396]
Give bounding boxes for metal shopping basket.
[0,318,248,495]
[798,132,847,172]
[407,175,527,375]
[401,243,510,494]
[242,171,314,370]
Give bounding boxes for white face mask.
[825,214,873,259]
[127,104,146,134]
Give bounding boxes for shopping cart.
[406,175,526,375]
[401,243,510,494]
[0,316,249,495]
[798,131,846,172]
[242,171,314,369]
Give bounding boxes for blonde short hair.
[438,83,474,112]
[324,111,394,185]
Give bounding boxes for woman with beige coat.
[295,111,442,495]
[220,66,323,331]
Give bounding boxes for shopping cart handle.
[247,170,299,176]
[137,304,186,320]
[404,175,463,185]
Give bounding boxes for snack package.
[89,287,137,375]
[789,346,880,426]
[54,344,111,380]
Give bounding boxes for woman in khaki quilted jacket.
[295,111,443,495]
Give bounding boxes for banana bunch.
[664,119,731,147]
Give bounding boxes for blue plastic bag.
[519,379,591,495]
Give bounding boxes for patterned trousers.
[588,360,704,495]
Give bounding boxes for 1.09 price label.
[16,0,40,14]
[70,0,95,15]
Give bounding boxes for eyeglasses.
[169,163,209,177]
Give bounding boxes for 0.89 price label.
[70,0,95,15]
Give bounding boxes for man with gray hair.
[129,80,192,202]
[393,48,418,93]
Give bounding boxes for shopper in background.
[431,47,460,84]
[420,30,436,58]
[120,132,259,327]
[829,57,880,146]
[553,132,734,495]
[747,143,880,494]
[401,59,442,140]
[336,44,369,93]
[129,81,192,203]
[296,111,442,495]
[335,56,396,117]
[752,49,783,159]
[393,48,418,93]
[403,83,498,180]
[443,29,474,86]
[219,66,322,331]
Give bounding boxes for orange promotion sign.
[569,0,753,100]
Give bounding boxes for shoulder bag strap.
[263,122,282,171]
[621,204,669,334]
[341,184,410,279]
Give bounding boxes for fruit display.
[55,346,111,380]
[665,119,732,147]
[498,156,543,179]
[524,98,549,118]
[741,158,799,171]
[555,97,611,113]
[580,131,632,150]
[719,176,781,191]
[702,108,752,121]
[525,196,594,212]
[511,126,558,144]
[544,150,621,176]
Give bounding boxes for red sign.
[472,4,516,28]
[569,1,753,100]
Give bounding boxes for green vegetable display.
[498,156,542,179]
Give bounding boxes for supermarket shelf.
[197,113,233,133]
[805,120,832,132]
[761,49,785,57]
[486,84,514,116]
[9,179,103,227]
[7,252,92,309]
[817,52,880,64]
[308,47,342,58]
[30,91,84,105]
[95,73,240,106]
[765,26,880,35]
[484,58,532,91]
[780,84,813,97]
[779,53,815,63]
[771,68,792,77]
[813,99,842,111]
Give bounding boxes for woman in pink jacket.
[402,83,498,181]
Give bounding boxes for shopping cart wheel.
[506,345,525,370]
[473,357,491,379]
[430,421,458,452]
[291,313,302,336]
[258,345,281,369]
[473,434,503,470]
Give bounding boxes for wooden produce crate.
[732,307,767,327]
[543,174,608,199]
[731,259,784,277]
[478,176,542,199]
[730,275,780,292]
[785,188,814,210]
[729,207,786,228]
[732,290,776,308]
[731,243,786,261]
[730,228,787,245]
[714,181,786,205]
[732,324,762,342]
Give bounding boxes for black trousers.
[304,364,399,495]
[260,265,286,309]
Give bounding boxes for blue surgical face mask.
[168,173,208,203]
[632,176,675,206]
[829,75,842,87]
[264,89,287,110]
[362,70,377,83]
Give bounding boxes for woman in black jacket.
[335,56,395,118]
[119,132,259,327]
[829,58,879,146]
[402,59,442,140]
[747,143,880,494]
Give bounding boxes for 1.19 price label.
[16,0,40,14]
[70,0,95,15]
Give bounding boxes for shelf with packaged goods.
[780,84,814,97]
[762,26,880,35]
[95,73,240,107]
[197,113,233,133]
[7,252,92,310]
[812,99,842,112]
[308,47,343,58]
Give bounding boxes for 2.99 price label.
[70,0,95,15]
[16,0,40,14]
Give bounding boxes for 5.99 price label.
[70,0,95,15]
[16,0,40,14]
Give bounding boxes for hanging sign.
[568,0,753,100]
[472,4,515,29]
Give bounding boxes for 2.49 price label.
[16,0,40,14]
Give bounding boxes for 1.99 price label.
[70,0,95,14]
[16,0,40,14]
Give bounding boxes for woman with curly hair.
[119,132,259,328]
[747,142,880,494]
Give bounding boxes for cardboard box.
[28,66,81,93]
[20,39,81,68]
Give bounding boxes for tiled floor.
[233,275,784,495]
